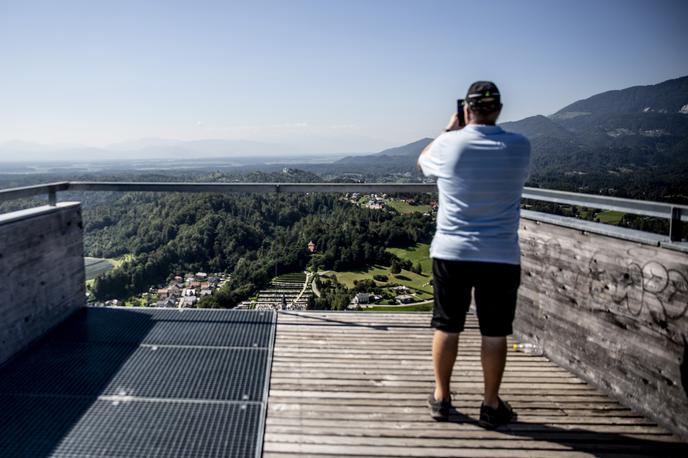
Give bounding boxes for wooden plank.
[264,433,686,454]
[264,425,681,442]
[270,373,580,382]
[267,415,649,427]
[267,403,639,418]
[265,416,659,427]
[267,398,629,409]
[268,389,614,401]
[268,386,601,395]
[269,373,584,382]
[262,441,665,457]
[268,407,637,418]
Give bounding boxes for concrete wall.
[516,217,688,439]
[0,203,86,365]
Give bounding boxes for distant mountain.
[552,75,688,119]
[500,115,574,140]
[372,138,434,157]
[335,138,433,164]
[0,138,298,162]
[314,75,688,202]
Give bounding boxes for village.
[346,192,438,215]
[85,233,434,312]
[88,271,231,308]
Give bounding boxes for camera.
[457,99,466,127]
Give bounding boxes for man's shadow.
[443,409,688,457]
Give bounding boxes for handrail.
[0,180,686,239]
[67,181,438,194]
[0,181,70,206]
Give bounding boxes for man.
[417,81,531,428]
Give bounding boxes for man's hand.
[444,112,460,132]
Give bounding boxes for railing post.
[48,188,57,206]
[669,207,683,242]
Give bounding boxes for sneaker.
[479,398,517,429]
[427,394,453,421]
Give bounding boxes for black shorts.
[431,258,521,336]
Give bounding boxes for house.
[157,288,169,298]
[181,296,198,307]
[195,272,208,280]
[200,288,213,297]
[392,285,409,292]
[353,293,372,305]
[156,294,177,308]
[182,288,196,297]
[395,294,414,304]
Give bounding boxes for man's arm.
[417,112,460,169]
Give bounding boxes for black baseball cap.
[465,81,501,110]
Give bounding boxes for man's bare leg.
[481,336,507,408]
[432,330,459,401]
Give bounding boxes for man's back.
[418,124,530,265]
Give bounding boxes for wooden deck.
[264,312,687,457]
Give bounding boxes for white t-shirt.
[418,124,531,265]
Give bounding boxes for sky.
[0,0,687,155]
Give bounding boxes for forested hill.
[501,76,688,202]
[89,170,434,304]
[552,75,688,117]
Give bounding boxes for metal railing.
[0,180,686,242]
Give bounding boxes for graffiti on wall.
[522,234,688,325]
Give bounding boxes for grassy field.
[110,254,134,268]
[386,200,432,215]
[273,272,306,283]
[577,208,624,225]
[84,257,116,280]
[363,304,432,312]
[85,254,133,289]
[596,210,625,224]
[328,264,433,301]
[386,243,432,274]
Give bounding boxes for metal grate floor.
[47,307,274,347]
[0,395,262,458]
[0,307,275,458]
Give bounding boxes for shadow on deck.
[265,311,688,457]
[0,307,275,458]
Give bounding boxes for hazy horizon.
[1,0,687,158]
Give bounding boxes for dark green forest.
[86,176,434,306]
